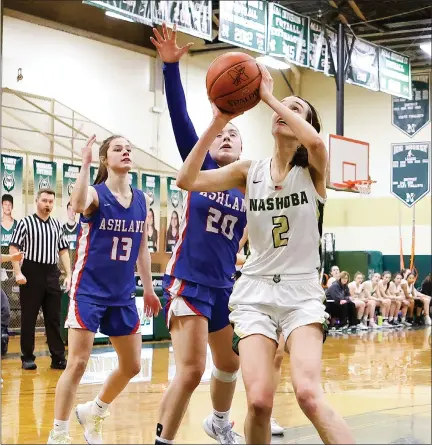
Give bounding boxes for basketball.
[206,52,262,114]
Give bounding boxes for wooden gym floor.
[1,327,431,444]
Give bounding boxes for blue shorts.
[65,299,140,337]
[163,275,232,333]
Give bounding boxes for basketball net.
[342,179,376,195]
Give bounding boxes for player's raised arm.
[258,64,327,177]
[151,23,216,170]
[176,109,250,193]
[70,135,99,215]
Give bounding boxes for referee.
[9,188,71,370]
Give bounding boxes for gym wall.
[300,69,431,256]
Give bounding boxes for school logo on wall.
[2,171,15,192]
[146,187,155,206]
[67,179,75,196]
[170,190,180,208]
[38,176,51,190]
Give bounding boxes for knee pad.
[212,366,238,383]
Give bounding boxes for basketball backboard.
[327,134,371,192]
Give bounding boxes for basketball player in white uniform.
[388,273,410,326]
[176,65,354,444]
[402,272,431,325]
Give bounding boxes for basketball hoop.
[332,179,376,195]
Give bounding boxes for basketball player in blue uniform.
[151,24,249,444]
[48,135,161,445]
[176,65,354,444]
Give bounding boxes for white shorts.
[229,273,328,349]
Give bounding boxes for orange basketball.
[206,52,262,114]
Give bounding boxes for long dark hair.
[290,96,322,168]
[94,135,127,185]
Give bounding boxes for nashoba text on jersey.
[250,191,308,212]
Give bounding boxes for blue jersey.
[70,183,147,306]
[163,62,247,288]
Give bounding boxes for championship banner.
[142,174,161,254]
[219,0,267,54]
[324,27,340,76]
[62,164,80,208]
[83,0,152,25]
[392,73,430,137]
[268,3,309,67]
[391,142,430,207]
[1,155,23,212]
[128,171,138,189]
[90,166,99,184]
[166,177,183,253]
[346,37,379,91]
[309,20,326,73]
[152,0,212,41]
[379,48,411,99]
[33,160,57,192]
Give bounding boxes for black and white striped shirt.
[10,214,69,264]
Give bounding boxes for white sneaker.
[382,320,392,328]
[203,414,238,444]
[425,316,432,326]
[271,417,284,435]
[358,322,368,330]
[402,320,412,327]
[369,321,380,329]
[76,401,109,444]
[47,430,72,444]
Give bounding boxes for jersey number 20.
[272,216,289,248]
[206,207,238,240]
[111,237,132,261]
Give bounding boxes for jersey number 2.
[111,237,132,261]
[206,207,238,241]
[272,216,289,248]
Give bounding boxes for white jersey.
[241,159,325,276]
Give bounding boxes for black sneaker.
[22,360,37,370]
[51,359,67,370]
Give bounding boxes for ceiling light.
[256,56,290,70]
[420,42,431,57]
[105,11,134,22]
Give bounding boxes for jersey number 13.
[111,237,132,261]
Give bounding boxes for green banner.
[309,20,326,73]
[379,48,411,99]
[83,0,152,25]
[324,27,339,76]
[90,166,98,184]
[142,174,161,254]
[219,1,267,54]
[128,171,138,189]
[346,37,379,91]
[1,154,24,220]
[152,0,213,41]
[268,3,309,67]
[166,177,183,254]
[392,73,430,137]
[391,142,430,207]
[62,164,80,208]
[33,160,57,192]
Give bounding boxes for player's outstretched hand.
[150,22,193,63]
[257,63,274,103]
[82,134,96,166]
[144,290,162,317]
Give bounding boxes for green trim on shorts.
[232,327,241,356]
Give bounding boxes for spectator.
[388,273,411,327]
[326,265,340,288]
[9,189,71,370]
[326,271,357,329]
[349,272,378,329]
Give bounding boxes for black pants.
[1,289,10,334]
[20,260,65,362]
[326,300,357,326]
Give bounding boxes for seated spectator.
[326,265,340,288]
[326,271,358,330]
[349,272,377,329]
[420,273,432,297]
[402,272,431,326]
[376,271,395,328]
[388,273,411,327]
[364,273,391,327]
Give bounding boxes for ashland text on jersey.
[69,183,147,306]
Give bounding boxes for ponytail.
[93,134,124,185]
[94,163,108,185]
